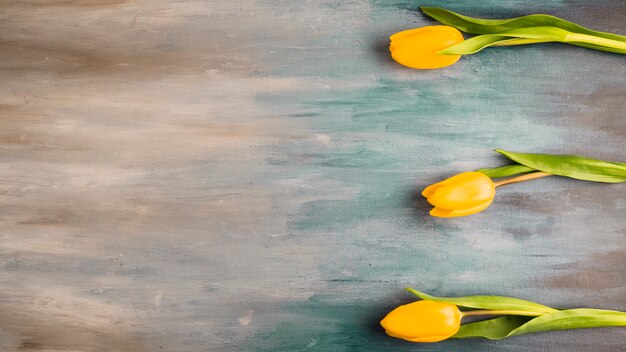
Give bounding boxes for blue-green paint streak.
[245,0,626,351]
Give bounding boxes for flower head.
[422,171,495,217]
[389,26,464,69]
[380,300,461,342]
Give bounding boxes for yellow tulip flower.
[422,170,553,218]
[389,25,464,69]
[422,172,495,218]
[380,300,461,342]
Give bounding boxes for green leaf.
[454,309,626,340]
[564,32,626,53]
[507,309,626,337]
[420,7,626,42]
[453,316,531,339]
[566,41,626,54]
[440,27,626,55]
[496,149,626,183]
[439,36,549,55]
[405,288,557,314]
[477,164,536,178]
[438,34,538,55]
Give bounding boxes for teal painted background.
[0,1,624,351]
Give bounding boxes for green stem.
[565,33,626,50]
[461,309,545,318]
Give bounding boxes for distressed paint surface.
[0,1,624,351]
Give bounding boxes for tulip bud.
[380,300,461,342]
[389,26,464,69]
[422,172,495,217]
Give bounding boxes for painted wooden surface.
[1,1,624,351]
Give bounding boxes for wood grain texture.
[1,1,624,351]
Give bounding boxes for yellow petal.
[430,198,493,218]
[380,300,461,343]
[389,26,464,69]
[389,27,428,52]
[421,183,444,198]
[390,27,428,42]
[426,172,495,209]
[421,172,478,198]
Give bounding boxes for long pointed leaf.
[455,309,626,340]
[441,26,626,55]
[487,26,572,40]
[564,32,626,53]
[453,316,531,339]
[568,41,626,54]
[496,150,626,183]
[443,35,626,55]
[507,309,626,337]
[477,164,536,178]
[405,288,557,314]
[439,34,546,55]
[420,7,626,42]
